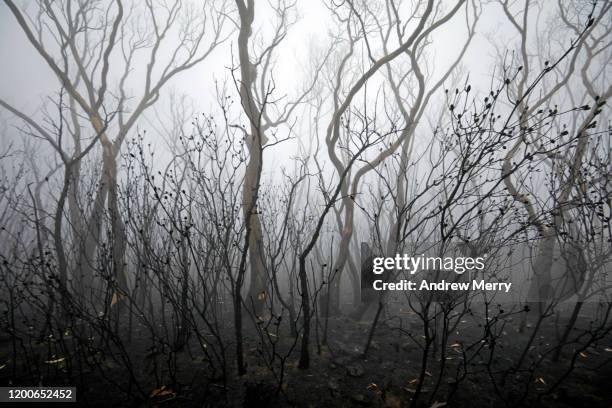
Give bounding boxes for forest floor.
[1,305,611,407]
[220,310,612,408]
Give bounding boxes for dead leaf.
[367,383,382,395]
[110,292,124,306]
[45,357,65,364]
[535,377,546,385]
[579,351,588,358]
[150,385,176,399]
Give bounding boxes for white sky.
[0,1,558,175]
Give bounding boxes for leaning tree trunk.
[236,0,267,317]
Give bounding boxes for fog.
[0,1,610,406]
